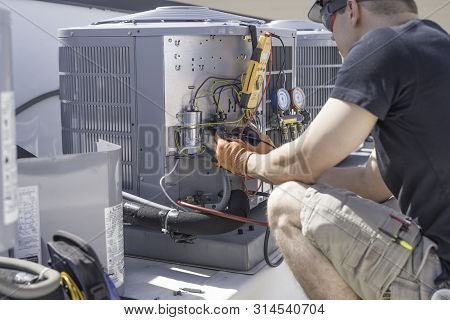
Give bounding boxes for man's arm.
[246,98,378,185]
[318,150,393,203]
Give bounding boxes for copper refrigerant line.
[177,200,269,228]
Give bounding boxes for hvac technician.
[215,0,450,299]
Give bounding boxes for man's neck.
[361,12,419,36]
[352,12,419,43]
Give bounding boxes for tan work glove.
[215,136,254,177]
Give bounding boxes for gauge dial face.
[276,88,291,111]
[291,87,306,110]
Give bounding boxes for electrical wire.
[192,76,240,105]
[248,181,263,198]
[160,159,186,211]
[264,228,284,268]
[213,84,241,112]
[60,272,85,300]
[15,89,60,116]
[177,115,244,129]
[271,34,287,89]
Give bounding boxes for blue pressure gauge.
[271,88,291,112]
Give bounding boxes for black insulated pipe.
[123,190,250,236]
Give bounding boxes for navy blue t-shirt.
[331,20,450,281]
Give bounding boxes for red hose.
[177,201,269,228]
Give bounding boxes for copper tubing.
[177,200,268,227]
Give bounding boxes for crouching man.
[215,0,450,299]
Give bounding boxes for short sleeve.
[331,28,417,120]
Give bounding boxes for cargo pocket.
[344,233,394,291]
[342,230,373,270]
[390,277,420,300]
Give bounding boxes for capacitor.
[271,88,291,112]
[180,110,202,155]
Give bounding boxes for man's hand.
[215,137,254,176]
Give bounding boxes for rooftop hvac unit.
[59,6,296,206]
[58,7,339,272]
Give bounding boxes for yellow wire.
[212,80,241,103]
[195,89,225,113]
[61,272,85,300]
[178,115,244,129]
[194,79,242,113]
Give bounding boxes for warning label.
[16,186,41,264]
[105,203,125,288]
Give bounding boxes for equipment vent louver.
[60,45,135,191]
[296,41,342,123]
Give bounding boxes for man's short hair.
[359,0,418,16]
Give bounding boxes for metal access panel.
[296,31,342,123]
[58,9,296,210]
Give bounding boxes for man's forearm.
[246,139,316,185]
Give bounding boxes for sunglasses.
[308,0,348,31]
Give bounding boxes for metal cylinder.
[281,125,289,144]
[289,124,297,142]
[181,110,202,155]
[296,122,304,137]
[0,8,18,253]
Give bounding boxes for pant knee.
[267,181,308,230]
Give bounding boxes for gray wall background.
[177,0,450,32]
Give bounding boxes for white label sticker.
[105,203,124,288]
[1,91,18,225]
[16,186,41,264]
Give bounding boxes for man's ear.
[347,0,361,27]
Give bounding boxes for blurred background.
[39,0,450,31]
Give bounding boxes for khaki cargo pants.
[300,184,443,300]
